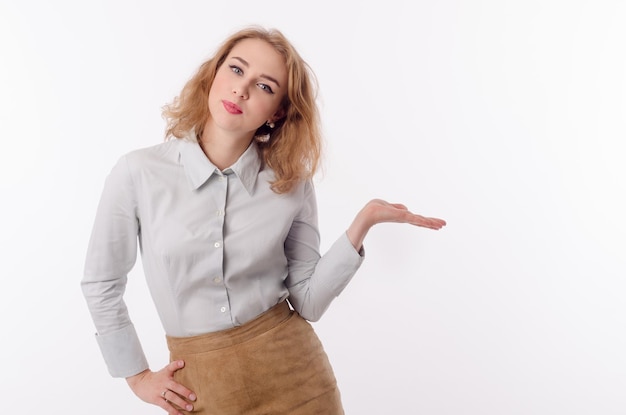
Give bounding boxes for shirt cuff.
[318,232,365,295]
[95,323,149,378]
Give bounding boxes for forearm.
[286,233,364,321]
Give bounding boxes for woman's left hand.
[346,199,446,251]
[359,199,446,229]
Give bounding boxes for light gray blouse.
[81,138,364,377]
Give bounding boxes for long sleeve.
[285,180,365,321]
[81,155,148,378]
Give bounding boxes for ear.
[270,107,286,122]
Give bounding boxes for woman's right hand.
[126,360,197,415]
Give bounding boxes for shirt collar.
[178,135,262,195]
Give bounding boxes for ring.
[161,390,168,398]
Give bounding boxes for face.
[207,38,288,139]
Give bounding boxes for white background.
[1,0,625,414]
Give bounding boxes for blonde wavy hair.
[162,26,322,194]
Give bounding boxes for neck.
[199,121,253,170]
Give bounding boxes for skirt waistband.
[166,301,292,354]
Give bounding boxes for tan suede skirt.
[166,301,344,414]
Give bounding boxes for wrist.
[346,210,372,251]
[126,368,150,386]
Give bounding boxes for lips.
[222,100,243,114]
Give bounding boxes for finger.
[429,217,447,227]
[410,215,446,229]
[165,360,185,374]
[162,389,194,413]
[166,379,197,403]
[155,392,184,415]
[423,217,446,229]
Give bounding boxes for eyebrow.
[231,56,281,88]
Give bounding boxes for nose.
[232,82,249,99]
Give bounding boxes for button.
[213,276,222,284]
[220,306,227,313]
[214,242,221,248]
[218,176,225,181]
[216,210,224,216]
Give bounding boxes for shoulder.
[106,140,182,185]
[112,140,183,179]
[288,178,317,209]
[122,139,181,168]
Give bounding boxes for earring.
[254,133,271,143]
[254,121,275,143]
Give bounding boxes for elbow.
[299,310,322,323]
[291,300,327,323]
[288,283,332,322]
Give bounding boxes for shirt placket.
[212,170,231,325]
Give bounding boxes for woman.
[81,26,446,415]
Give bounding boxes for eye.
[257,83,274,94]
[229,65,243,75]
